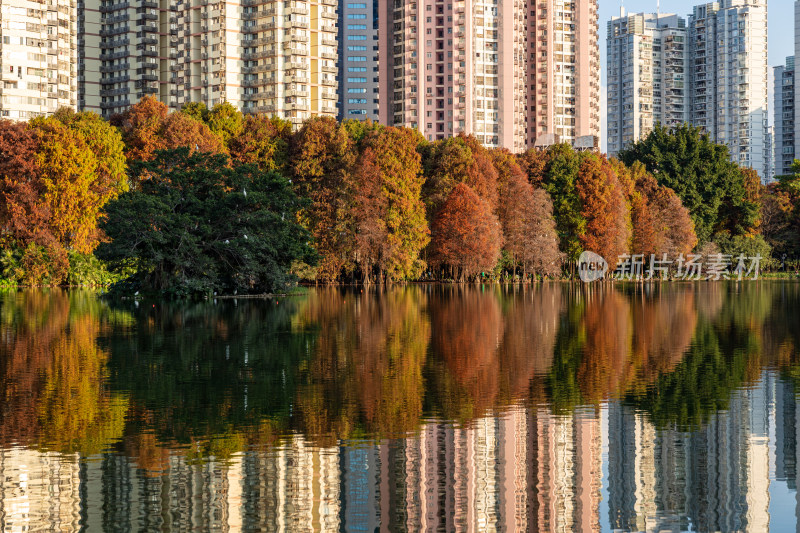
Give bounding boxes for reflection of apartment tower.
[239,0,339,126]
[606,402,658,532]
[774,378,797,489]
[690,1,769,177]
[745,374,771,533]
[338,0,379,120]
[379,0,528,150]
[341,445,380,530]
[0,0,77,120]
[0,449,82,532]
[527,0,601,147]
[774,57,796,177]
[79,0,168,117]
[529,407,601,532]
[606,13,689,155]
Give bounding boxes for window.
[348,87,367,93]
[347,35,367,40]
[347,3,367,7]
[347,66,367,72]
[348,56,367,61]
[347,13,367,18]
[349,109,367,114]
[347,24,367,29]
[347,45,367,51]
[347,77,367,82]
[348,98,368,104]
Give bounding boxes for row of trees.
[0,97,796,290]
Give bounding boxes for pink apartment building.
[380,0,599,151]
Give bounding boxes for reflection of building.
[0,449,82,532]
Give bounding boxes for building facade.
[606,1,769,178]
[527,0,600,148]
[0,0,77,120]
[379,0,598,152]
[80,0,338,125]
[689,0,769,178]
[607,12,688,156]
[338,0,379,121]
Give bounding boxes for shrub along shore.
[0,97,798,296]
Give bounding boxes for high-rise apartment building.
[80,0,338,125]
[606,1,769,178]
[606,12,688,156]
[773,56,795,176]
[690,0,768,177]
[380,0,598,152]
[0,0,77,120]
[79,0,168,117]
[338,0,379,121]
[527,0,601,148]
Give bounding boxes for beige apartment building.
[0,0,77,121]
[79,0,338,124]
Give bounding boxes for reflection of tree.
[426,286,504,420]
[104,298,312,446]
[497,284,563,402]
[0,290,128,454]
[294,288,430,440]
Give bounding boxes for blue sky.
[598,0,794,147]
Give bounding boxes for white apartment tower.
[607,12,689,155]
[689,1,768,177]
[80,0,338,124]
[0,0,77,120]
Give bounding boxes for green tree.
[206,102,244,147]
[618,124,760,244]
[229,115,292,171]
[98,149,316,295]
[540,144,586,264]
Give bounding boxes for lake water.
[0,283,799,532]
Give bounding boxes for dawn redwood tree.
[422,134,497,218]
[289,115,357,281]
[618,123,760,243]
[112,96,222,163]
[503,177,563,278]
[354,127,429,281]
[430,183,502,281]
[576,153,631,269]
[98,148,315,295]
[228,115,292,171]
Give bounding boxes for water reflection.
[0,283,798,531]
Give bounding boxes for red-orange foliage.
[112,96,222,162]
[629,163,697,258]
[576,154,631,269]
[353,147,388,277]
[517,147,549,188]
[430,183,502,281]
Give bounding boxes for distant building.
[0,0,77,120]
[774,56,795,177]
[607,1,769,179]
[607,12,689,156]
[338,0,380,121]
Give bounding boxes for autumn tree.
[430,183,502,281]
[422,134,498,218]
[353,127,429,281]
[576,153,631,269]
[228,114,292,171]
[289,116,357,281]
[205,102,244,147]
[112,96,222,162]
[492,149,562,277]
[517,147,550,188]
